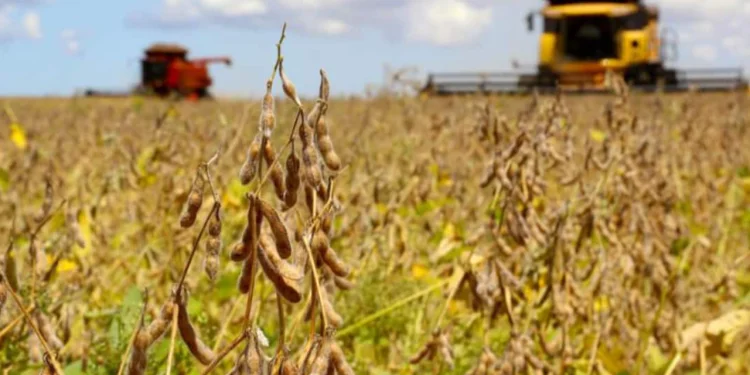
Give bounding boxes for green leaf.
[117,286,143,350]
[64,361,84,375]
[108,317,121,350]
[670,237,690,256]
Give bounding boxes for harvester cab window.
[562,16,618,61]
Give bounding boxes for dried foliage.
[2,24,750,375]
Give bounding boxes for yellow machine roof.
[543,3,638,17]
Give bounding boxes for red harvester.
[84,43,232,100]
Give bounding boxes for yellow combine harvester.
[420,0,748,95]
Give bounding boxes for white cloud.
[311,18,349,35]
[130,0,496,45]
[199,0,267,17]
[691,44,717,62]
[61,28,81,55]
[405,0,492,46]
[0,4,42,41]
[22,10,40,38]
[654,0,748,18]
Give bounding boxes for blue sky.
[0,0,748,98]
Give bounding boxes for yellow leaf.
[222,178,246,209]
[531,196,544,209]
[57,258,78,273]
[411,264,429,280]
[442,223,456,240]
[9,123,27,149]
[73,209,93,257]
[523,285,536,301]
[135,146,156,176]
[167,107,178,119]
[740,177,750,193]
[589,129,606,143]
[594,295,610,313]
[438,176,453,188]
[375,203,388,215]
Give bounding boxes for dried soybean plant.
[125,150,222,375]
[122,22,357,374]
[408,85,750,374]
[0,181,73,374]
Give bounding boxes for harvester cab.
[420,0,748,96]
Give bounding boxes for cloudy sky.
[0,0,748,98]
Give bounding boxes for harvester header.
[421,0,747,96]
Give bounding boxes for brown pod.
[143,300,176,347]
[127,332,149,375]
[245,337,261,374]
[333,275,355,291]
[409,343,433,364]
[179,210,197,228]
[208,209,222,237]
[35,311,63,351]
[263,141,286,200]
[203,252,219,282]
[320,246,350,278]
[302,102,321,144]
[321,212,334,236]
[239,134,263,185]
[176,293,216,365]
[299,336,321,374]
[304,185,315,213]
[180,175,204,228]
[279,59,302,107]
[257,197,293,259]
[315,114,341,172]
[283,151,301,210]
[330,340,355,375]
[206,237,221,254]
[232,197,259,262]
[320,289,343,328]
[318,137,341,172]
[281,358,299,375]
[259,88,275,137]
[230,241,250,263]
[237,256,256,294]
[309,334,332,375]
[319,69,330,102]
[302,145,323,189]
[257,232,303,303]
[311,230,329,255]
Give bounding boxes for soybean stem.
[165,306,179,375]
[176,202,220,299]
[200,329,250,375]
[1,273,65,375]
